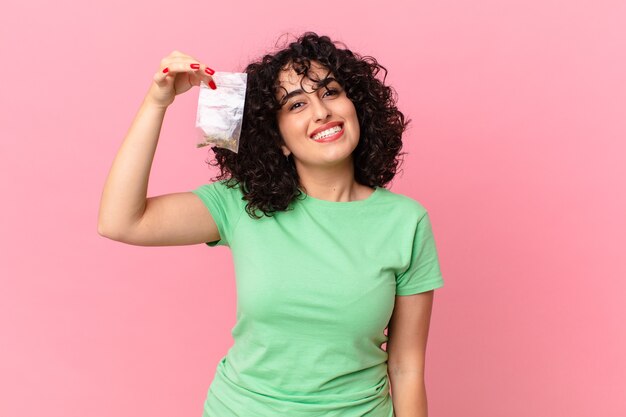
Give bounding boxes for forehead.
[275,61,334,92]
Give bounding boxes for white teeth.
[312,125,342,141]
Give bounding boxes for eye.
[323,88,339,97]
[287,88,341,111]
[289,102,304,111]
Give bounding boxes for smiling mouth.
[310,124,344,142]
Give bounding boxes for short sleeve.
[190,180,246,247]
[395,211,444,295]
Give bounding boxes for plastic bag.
[195,71,247,153]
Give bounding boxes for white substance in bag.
[195,71,247,153]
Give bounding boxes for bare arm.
[97,98,166,237]
[387,290,436,417]
[97,51,220,246]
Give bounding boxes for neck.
[294,157,363,202]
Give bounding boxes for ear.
[281,144,291,157]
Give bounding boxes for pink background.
[1,1,625,416]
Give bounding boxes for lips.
[309,121,343,139]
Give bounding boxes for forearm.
[389,374,428,417]
[98,96,167,236]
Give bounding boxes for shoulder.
[195,178,242,192]
[191,178,248,214]
[376,187,429,220]
[193,178,244,199]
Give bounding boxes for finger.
[161,53,208,69]
[203,63,216,75]
[163,60,201,73]
[154,66,174,86]
[200,63,217,89]
[159,55,198,73]
[187,60,215,76]
[189,70,216,90]
[183,61,209,86]
[156,60,198,84]
[154,54,198,85]
[186,62,217,89]
[156,58,216,88]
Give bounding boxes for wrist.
[142,95,170,112]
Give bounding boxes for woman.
[98,32,444,417]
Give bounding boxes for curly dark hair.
[206,31,410,219]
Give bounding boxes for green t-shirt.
[191,180,444,417]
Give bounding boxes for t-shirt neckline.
[298,186,382,207]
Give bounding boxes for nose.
[310,95,331,122]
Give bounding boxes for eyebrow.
[279,77,338,106]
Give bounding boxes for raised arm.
[97,51,220,246]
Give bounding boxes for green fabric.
[191,180,444,417]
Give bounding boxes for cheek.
[339,100,358,119]
[291,118,311,134]
[278,117,307,144]
[277,116,294,138]
[342,104,359,130]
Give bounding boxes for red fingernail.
[190,63,200,69]
[162,67,169,73]
[209,80,217,90]
[205,67,215,75]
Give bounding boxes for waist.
[212,355,391,409]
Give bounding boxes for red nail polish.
[162,67,169,73]
[209,80,217,90]
[190,63,200,69]
[205,67,215,75]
